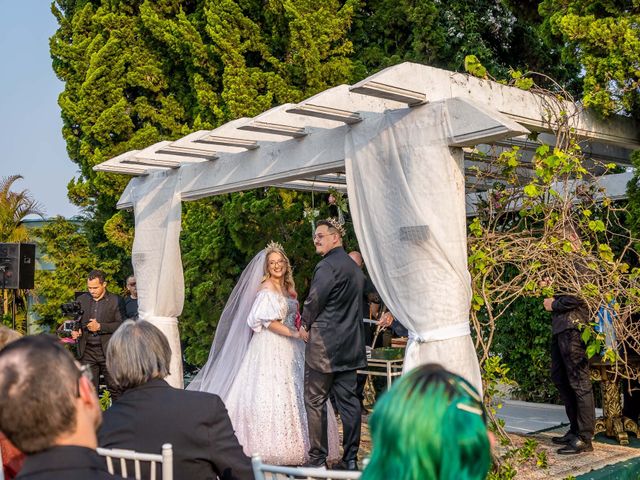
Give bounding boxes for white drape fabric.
[130,170,184,388]
[345,102,482,393]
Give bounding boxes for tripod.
[0,261,17,330]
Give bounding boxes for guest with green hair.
[361,363,491,480]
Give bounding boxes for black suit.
[77,292,123,398]
[302,246,366,465]
[98,378,254,480]
[550,295,595,442]
[16,445,123,480]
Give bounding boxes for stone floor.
[354,402,640,479]
[503,426,640,479]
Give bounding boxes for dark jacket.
[16,445,123,480]
[551,295,589,335]
[98,378,254,480]
[119,296,138,321]
[302,246,367,373]
[76,292,123,358]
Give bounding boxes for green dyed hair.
[361,363,491,480]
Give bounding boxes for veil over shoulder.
[186,250,266,400]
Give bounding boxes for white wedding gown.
[224,289,340,465]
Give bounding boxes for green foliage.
[51,0,357,214]
[465,54,488,79]
[482,354,516,414]
[99,389,112,411]
[625,150,640,248]
[31,217,119,329]
[539,0,640,118]
[487,462,517,480]
[0,175,44,243]
[51,0,358,356]
[351,0,580,90]
[492,298,558,403]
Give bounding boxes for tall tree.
[50,0,358,363]
[32,217,120,327]
[350,0,581,91]
[539,0,640,118]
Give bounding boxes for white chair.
[0,444,5,480]
[252,456,362,480]
[97,443,173,480]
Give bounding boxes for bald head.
[348,251,363,268]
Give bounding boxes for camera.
[61,301,83,318]
[59,301,83,338]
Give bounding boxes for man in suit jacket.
[99,320,254,480]
[72,269,123,400]
[300,219,366,470]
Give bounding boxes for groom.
[300,219,367,470]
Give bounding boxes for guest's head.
[107,320,171,391]
[0,325,21,350]
[0,335,101,454]
[125,275,137,298]
[314,218,344,256]
[362,363,491,480]
[348,251,364,268]
[263,241,296,296]
[87,269,107,301]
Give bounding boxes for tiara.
[266,240,284,252]
[325,217,346,237]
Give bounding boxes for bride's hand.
[290,328,301,339]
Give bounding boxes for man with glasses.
[300,219,366,470]
[119,276,138,321]
[0,335,124,479]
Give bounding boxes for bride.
[187,242,339,465]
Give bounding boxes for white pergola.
[96,63,640,389]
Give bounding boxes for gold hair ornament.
[266,240,284,251]
[325,217,346,237]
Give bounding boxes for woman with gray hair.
[106,319,170,389]
[99,320,254,480]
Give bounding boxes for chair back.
[97,443,173,480]
[0,444,5,480]
[252,456,362,480]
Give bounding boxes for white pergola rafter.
[94,63,640,389]
[97,63,639,209]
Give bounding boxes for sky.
[0,2,80,219]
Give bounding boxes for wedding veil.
[186,249,266,400]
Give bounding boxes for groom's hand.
[299,326,309,342]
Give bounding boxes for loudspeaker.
[0,243,35,290]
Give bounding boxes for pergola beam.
[351,63,639,150]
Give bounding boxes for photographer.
[71,270,123,401]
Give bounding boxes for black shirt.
[17,445,124,479]
[120,296,138,320]
[78,292,123,345]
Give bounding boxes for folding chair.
[252,455,362,480]
[0,444,5,480]
[97,443,173,480]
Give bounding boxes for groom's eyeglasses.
[312,232,337,241]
